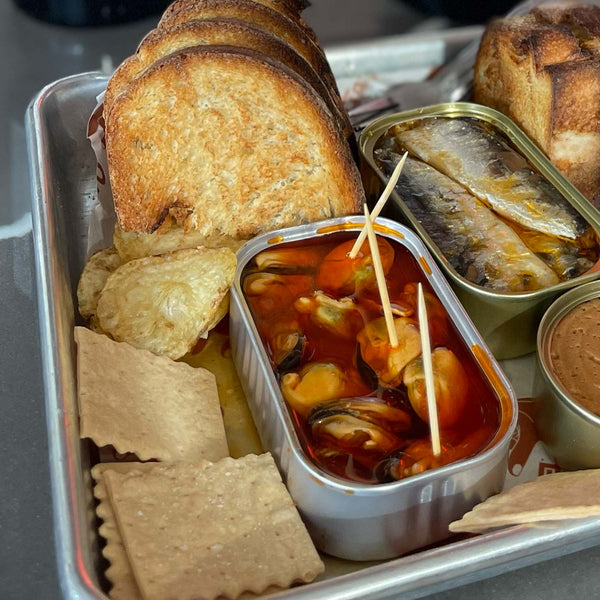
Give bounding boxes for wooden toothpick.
[349,151,408,259]
[363,204,398,348]
[417,282,441,457]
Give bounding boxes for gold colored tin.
[359,102,600,359]
[535,281,600,470]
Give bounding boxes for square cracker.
[103,453,324,600]
[75,326,229,462]
[449,469,600,533]
[92,463,158,600]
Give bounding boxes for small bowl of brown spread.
[536,280,600,469]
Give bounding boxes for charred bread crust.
[474,5,600,206]
[104,17,351,140]
[106,45,364,235]
[150,0,341,99]
[532,3,600,51]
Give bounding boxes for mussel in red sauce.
[316,237,394,295]
[309,397,412,454]
[242,231,501,484]
[403,347,468,428]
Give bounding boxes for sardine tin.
[229,216,517,561]
[535,281,600,470]
[359,102,600,359]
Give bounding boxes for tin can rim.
[358,101,600,300]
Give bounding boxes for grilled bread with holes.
[152,0,340,99]
[159,0,314,36]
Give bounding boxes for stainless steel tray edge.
[27,71,109,600]
[26,70,600,600]
[255,517,600,600]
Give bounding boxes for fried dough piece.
[96,247,236,359]
[112,221,245,262]
[77,246,122,321]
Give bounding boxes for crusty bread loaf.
[152,0,340,99]
[105,45,364,235]
[104,17,351,140]
[474,3,600,207]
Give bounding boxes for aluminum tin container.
[28,69,600,600]
[230,216,518,561]
[535,281,600,470]
[359,102,600,360]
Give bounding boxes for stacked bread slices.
[104,0,364,244]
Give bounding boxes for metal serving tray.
[27,61,600,600]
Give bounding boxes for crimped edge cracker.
[75,326,229,462]
[92,462,164,600]
[103,454,324,600]
[449,469,600,533]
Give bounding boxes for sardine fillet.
[377,151,559,292]
[394,118,586,240]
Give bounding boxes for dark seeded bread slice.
[104,17,351,139]
[105,45,364,235]
[151,0,340,99]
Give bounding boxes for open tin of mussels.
[359,102,600,359]
[229,216,517,561]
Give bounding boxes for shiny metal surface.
[348,28,481,129]
[6,0,600,599]
[26,67,600,589]
[27,72,110,600]
[359,103,600,359]
[230,217,516,562]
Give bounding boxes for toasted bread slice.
[152,0,340,99]
[104,17,351,139]
[106,45,363,235]
[160,0,314,37]
[474,8,600,206]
